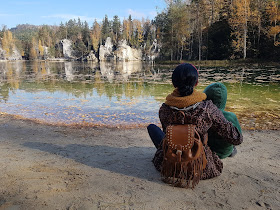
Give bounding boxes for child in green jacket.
[204,82,242,159]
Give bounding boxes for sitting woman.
[148,63,243,180]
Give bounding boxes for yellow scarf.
[165,89,207,109]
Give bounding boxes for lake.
[0,61,279,130]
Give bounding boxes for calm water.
[0,61,279,129]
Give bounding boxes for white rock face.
[99,37,115,61]
[0,46,22,60]
[43,46,49,59]
[115,40,142,61]
[145,39,160,61]
[60,39,73,59]
[8,48,22,60]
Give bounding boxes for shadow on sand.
[23,142,159,181]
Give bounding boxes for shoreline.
[0,112,278,131]
[0,115,279,209]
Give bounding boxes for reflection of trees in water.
[0,61,278,103]
[0,61,26,101]
[92,81,172,101]
[0,62,8,82]
[0,83,11,102]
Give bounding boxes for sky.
[0,0,167,29]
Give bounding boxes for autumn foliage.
[0,0,279,61]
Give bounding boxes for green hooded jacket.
[204,82,242,159]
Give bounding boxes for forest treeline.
[0,0,280,61]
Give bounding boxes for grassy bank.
[155,59,280,67]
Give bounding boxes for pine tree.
[112,15,121,44]
[101,15,111,43]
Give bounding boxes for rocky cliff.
[59,39,73,59]
[0,46,22,60]
[144,39,161,61]
[99,38,145,62]
[114,40,142,61]
[99,37,116,61]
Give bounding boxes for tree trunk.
[211,0,214,25]
[171,22,174,61]
[197,4,202,61]
[243,0,247,59]
[189,34,193,60]
[180,44,183,61]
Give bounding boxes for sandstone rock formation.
[0,46,22,60]
[43,46,50,60]
[114,40,142,61]
[145,39,161,61]
[99,38,143,61]
[59,39,73,59]
[99,37,116,61]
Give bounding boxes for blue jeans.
[147,124,165,149]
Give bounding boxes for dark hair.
[172,63,198,96]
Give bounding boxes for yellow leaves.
[266,0,280,24]
[1,30,15,57]
[91,21,101,52]
[134,20,144,45]
[268,25,280,36]
[29,37,37,60]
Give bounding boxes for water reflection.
[100,62,115,83]
[0,61,279,129]
[100,61,143,82]
[65,62,74,81]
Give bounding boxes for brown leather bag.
[161,124,207,188]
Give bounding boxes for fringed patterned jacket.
[152,101,243,180]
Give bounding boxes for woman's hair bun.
[178,85,193,96]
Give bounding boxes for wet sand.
[0,115,279,210]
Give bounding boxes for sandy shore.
[0,115,279,210]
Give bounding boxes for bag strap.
[174,110,208,146]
